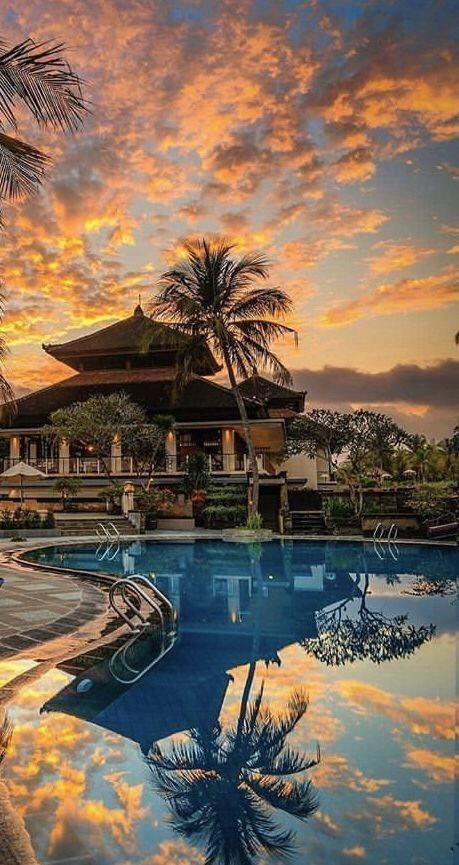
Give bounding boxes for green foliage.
[324,497,355,519]
[0,508,54,530]
[244,511,264,530]
[202,485,248,526]
[182,451,211,497]
[42,510,55,529]
[203,503,248,527]
[123,413,175,482]
[53,477,82,511]
[284,410,352,472]
[407,482,456,521]
[97,482,124,505]
[135,486,175,514]
[45,393,175,485]
[205,485,247,503]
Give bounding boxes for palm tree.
[0,37,87,220]
[147,679,319,865]
[0,37,87,413]
[151,238,297,514]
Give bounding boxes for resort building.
[0,305,324,518]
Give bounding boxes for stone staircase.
[290,510,326,535]
[54,513,135,537]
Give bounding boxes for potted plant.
[134,487,175,529]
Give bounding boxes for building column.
[59,439,70,475]
[111,435,122,475]
[222,428,235,472]
[9,435,20,465]
[165,430,177,473]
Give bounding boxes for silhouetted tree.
[147,679,319,865]
[302,574,435,666]
[152,237,296,515]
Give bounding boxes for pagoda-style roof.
[238,374,305,415]
[43,304,220,375]
[9,369,267,428]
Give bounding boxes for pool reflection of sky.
[1,540,456,865]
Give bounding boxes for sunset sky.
[1,0,458,436]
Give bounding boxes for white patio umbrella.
[0,461,46,504]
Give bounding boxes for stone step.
[54,514,134,536]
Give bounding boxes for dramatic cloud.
[321,268,458,326]
[0,0,455,432]
[294,360,459,435]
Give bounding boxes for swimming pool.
[2,539,457,864]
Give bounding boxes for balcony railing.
[1,451,279,477]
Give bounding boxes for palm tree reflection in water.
[147,672,319,865]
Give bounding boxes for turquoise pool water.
[2,539,457,864]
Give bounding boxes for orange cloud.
[403,747,455,785]
[336,680,456,740]
[321,268,459,326]
[365,242,435,275]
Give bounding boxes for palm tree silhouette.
[151,237,296,515]
[0,37,87,219]
[0,37,88,410]
[147,673,319,865]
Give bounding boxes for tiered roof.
[6,309,304,428]
[43,304,220,375]
[238,374,305,416]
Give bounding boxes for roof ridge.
[43,310,156,353]
[193,374,264,406]
[241,373,304,396]
[12,373,80,407]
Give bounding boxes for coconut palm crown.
[151,238,297,514]
[0,37,88,220]
[147,684,319,865]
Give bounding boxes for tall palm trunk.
[221,344,260,515]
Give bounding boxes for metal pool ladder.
[372,522,398,542]
[108,575,178,683]
[109,574,177,634]
[96,522,121,542]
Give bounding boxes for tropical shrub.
[135,487,175,514]
[98,482,124,512]
[244,512,264,530]
[407,482,456,522]
[182,452,211,498]
[53,477,82,511]
[324,497,355,519]
[0,508,54,530]
[203,503,247,527]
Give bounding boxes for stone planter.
[222,529,273,543]
[361,514,422,538]
[325,517,360,536]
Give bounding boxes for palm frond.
[247,774,319,820]
[0,39,87,131]
[229,332,293,385]
[228,286,293,319]
[0,130,48,200]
